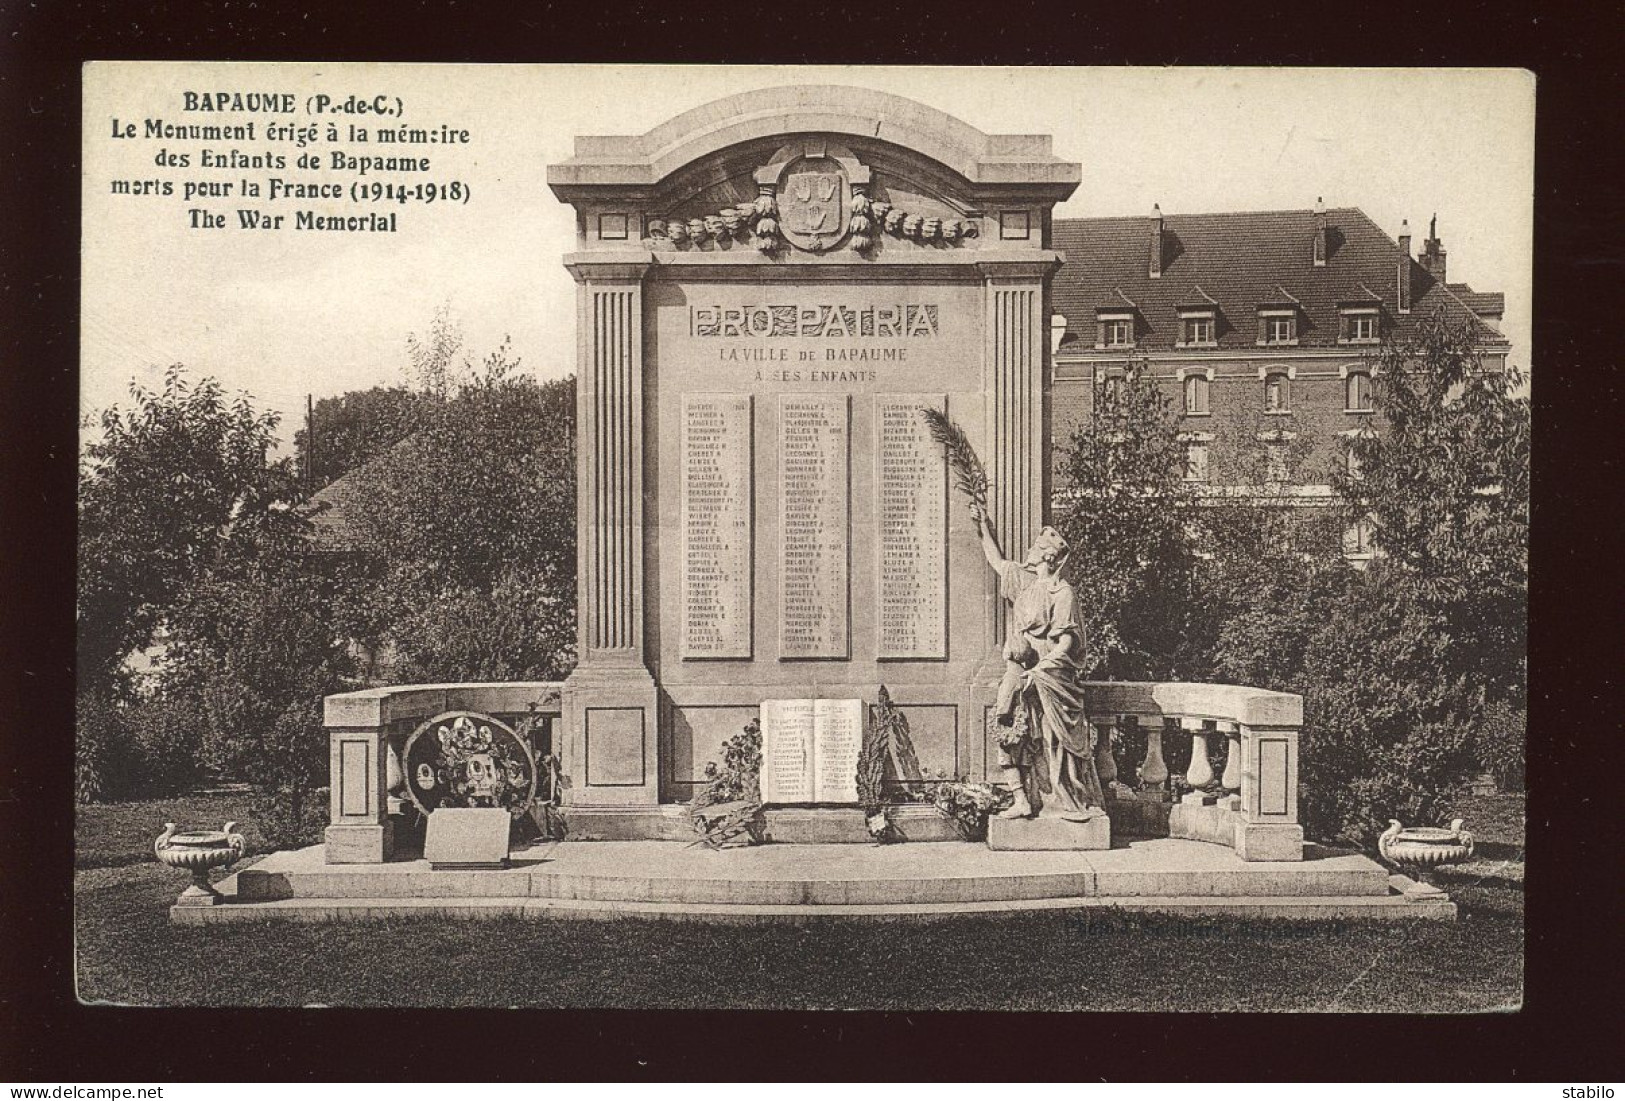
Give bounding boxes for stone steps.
[237,862,1390,904]
[175,890,1454,926]
[221,837,1399,919]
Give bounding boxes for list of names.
[876,395,949,658]
[778,395,850,659]
[681,394,753,658]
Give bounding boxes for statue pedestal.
[987,813,1111,851]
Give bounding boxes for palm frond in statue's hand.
[919,407,988,521]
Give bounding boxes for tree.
[1052,319,1529,843]
[1337,312,1530,703]
[293,385,435,487]
[1054,364,1200,678]
[77,366,285,692]
[163,515,356,842]
[348,332,578,682]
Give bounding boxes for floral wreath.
[402,712,538,819]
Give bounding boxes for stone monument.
[546,86,1080,838]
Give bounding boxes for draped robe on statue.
[995,561,1106,818]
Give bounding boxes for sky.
[81,64,1534,452]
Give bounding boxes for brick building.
[1048,204,1510,560]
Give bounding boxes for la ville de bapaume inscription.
[692,302,939,383]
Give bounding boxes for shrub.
[1472,699,1526,792]
[121,694,206,797]
[250,786,329,851]
[76,690,131,804]
[388,563,576,683]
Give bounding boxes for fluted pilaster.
[568,257,651,665]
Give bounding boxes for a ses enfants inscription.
[681,394,753,659]
[778,395,850,659]
[877,396,948,659]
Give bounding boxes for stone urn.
[155,822,246,907]
[1378,818,1474,886]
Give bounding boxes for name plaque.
[876,395,948,659]
[681,393,754,659]
[778,394,850,659]
[758,698,864,804]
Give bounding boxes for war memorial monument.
[177,87,1462,923]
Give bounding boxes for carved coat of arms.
[781,169,845,250]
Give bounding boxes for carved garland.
[646,186,978,257]
[862,197,979,252]
[646,186,782,254]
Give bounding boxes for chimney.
[1149,203,1164,279]
[1312,197,1327,266]
[1419,213,1448,284]
[1397,218,1412,314]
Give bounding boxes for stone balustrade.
[323,678,1302,863]
[324,682,564,864]
[1080,680,1304,861]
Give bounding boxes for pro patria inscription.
[877,395,948,659]
[681,394,753,659]
[778,395,849,659]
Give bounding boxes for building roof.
[305,450,398,553]
[1051,207,1509,353]
[1448,283,1506,321]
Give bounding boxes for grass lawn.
[75,792,1523,1011]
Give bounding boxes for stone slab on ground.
[204,836,1429,923]
[761,805,961,844]
[423,808,512,869]
[986,813,1110,851]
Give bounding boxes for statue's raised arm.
[970,503,1010,575]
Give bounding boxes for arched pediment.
[549,85,1079,197]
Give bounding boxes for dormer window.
[1097,309,1136,349]
[1339,303,1381,344]
[1177,289,1220,348]
[1256,303,1299,346]
[1096,290,1140,350]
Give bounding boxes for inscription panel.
[778,395,850,659]
[681,394,753,659]
[876,395,948,658]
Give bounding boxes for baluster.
[1138,716,1169,792]
[1093,715,1119,789]
[1184,717,1214,794]
[1219,721,1242,808]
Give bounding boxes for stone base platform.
[176,838,1455,924]
[986,813,1110,850]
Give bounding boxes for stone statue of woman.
[972,505,1107,821]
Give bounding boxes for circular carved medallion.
[402,711,538,818]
